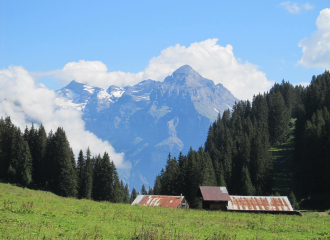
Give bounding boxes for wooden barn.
[197,186,231,210]
[131,195,189,209]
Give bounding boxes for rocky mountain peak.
[164,65,212,89]
[173,65,195,74]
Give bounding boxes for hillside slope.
[1,183,329,239]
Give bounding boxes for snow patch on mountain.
[96,90,113,112]
[226,104,233,110]
[83,85,95,94]
[135,93,150,101]
[113,90,125,98]
[55,97,86,111]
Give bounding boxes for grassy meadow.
[0,183,330,239]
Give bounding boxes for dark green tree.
[148,186,153,195]
[111,161,122,203]
[83,147,93,199]
[92,154,103,200]
[34,124,47,186]
[141,184,147,195]
[289,191,299,210]
[12,129,33,187]
[94,152,113,201]
[46,127,77,197]
[77,150,85,198]
[240,166,255,196]
[267,91,290,145]
[160,153,180,195]
[130,188,137,203]
[123,183,130,203]
[153,175,161,195]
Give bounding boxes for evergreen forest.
[0,119,131,204]
[153,71,330,209]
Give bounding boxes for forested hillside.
[0,118,131,203]
[154,71,330,209]
[294,72,330,201]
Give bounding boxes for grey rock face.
[56,65,238,190]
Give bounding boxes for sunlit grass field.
[0,183,329,239]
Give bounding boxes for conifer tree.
[119,180,125,202]
[96,152,113,201]
[92,154,103,200]
[198,147,216,186]
[0,118,3,179]
[130,188,137,203]
[83,147,93,199]
[289,191,299,210]
[0,117,15,180]
[77,150,85,198]
[44,130,55,189]
[34,124,47,186]
[124,183,130,203]
[47,127,77,197]
[153,175,161,195]
[218,163,226,187]
[11,129,33,187]
[148,186,153,195]
[177,152,188,195]
[240,166,255,196]
[111,161,122,203]
[268,91,290,145]
[141,184,147,195]
[160,153,179,195]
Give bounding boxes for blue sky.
[0,0,330,169]
[1,0,330,98]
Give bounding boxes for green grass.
[1,183,330,239]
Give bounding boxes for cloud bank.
[40,39,274,100]
[298,8,330,69]
[0,66,130,169]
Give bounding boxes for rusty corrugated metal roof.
[228,196,294,211]
[131,195,185,208]
[199,186,231,201]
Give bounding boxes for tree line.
[293,71,330,198]
[152,71,330,208]
[0,118,136,203]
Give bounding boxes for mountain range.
[56,65,238,191]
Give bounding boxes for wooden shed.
[197,186,231,210]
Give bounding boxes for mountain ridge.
[56,65,239,190]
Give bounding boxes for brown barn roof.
[131,195,186,208]
[228,196,294,211]
[198,186,231,201]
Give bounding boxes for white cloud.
[143,39,274,100]
[0,66,130,169]
[303,3,313,10]
[38,39,274,100]
[37,60,144,89]
[279,2,301,14]
[298,8,330,69]
[279,2,313,14]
